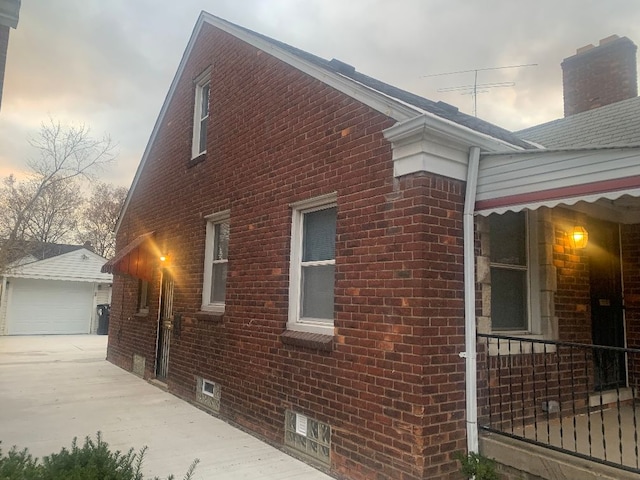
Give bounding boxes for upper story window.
[202,211,229,313]
[489,211,531,331]
[288,193,337,335]
[192,70,211,159]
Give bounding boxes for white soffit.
[383,114,521,181]
[475,147,640,222]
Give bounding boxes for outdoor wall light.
[159,253,169,262]
[568,225,588,249]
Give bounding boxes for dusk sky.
[2,0,640,188]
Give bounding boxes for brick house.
[104,13,640,480]
[0,0,20,111]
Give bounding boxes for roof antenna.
[423,64,537,117]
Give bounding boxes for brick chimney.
[561,35,638,116]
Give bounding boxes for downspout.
[462,146,481,453]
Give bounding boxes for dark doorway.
[156,269,174,380]
[588,219,626,390]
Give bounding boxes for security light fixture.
[569,225,588,249]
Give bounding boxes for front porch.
[478,334,640,475]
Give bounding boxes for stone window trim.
[202,210,230,314]
[287,192,338,336]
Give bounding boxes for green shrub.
[0,447,39,480]
[0,433,199,480]
[454,450,500,480]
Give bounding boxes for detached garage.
[0,244,112,335]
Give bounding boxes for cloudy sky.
[2,0,640,187]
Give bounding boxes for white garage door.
[7,279,94,335]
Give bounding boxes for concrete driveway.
[0,335,332,480]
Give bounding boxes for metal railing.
[477,333,640,473]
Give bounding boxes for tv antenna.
[423,64,537,116]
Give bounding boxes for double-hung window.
[202,212,229,313]
[489,211,530,331]
[288,194,337,335]
[192,70,211,159]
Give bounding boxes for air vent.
[436,100,459,113]
[329,58,356,75]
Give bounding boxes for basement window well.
[195,377,221,412]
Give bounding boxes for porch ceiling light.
[569,226,588,249]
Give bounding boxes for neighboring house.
[1,243,112,335]
[104,13,640,480]
[0,0,20,111]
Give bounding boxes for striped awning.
[475,147,640,223]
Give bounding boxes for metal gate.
[156,270,174,380]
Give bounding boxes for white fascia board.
[0,0,20,28]
[116,12,419,233]
[383,114,522,181]
[7,274,112,282]
[201,12,419,121]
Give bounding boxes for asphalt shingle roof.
[3,241,84,265]
[516,96,640,148]
[236,20,533,150]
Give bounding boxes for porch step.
[589,387,635,408]
[480,433,638,480]
[149,378,169,391]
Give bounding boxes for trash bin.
[97,304,110,335]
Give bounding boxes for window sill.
[194,311,224,323]
[188,153,206,168]
[281,330,333,352]
[134,310,149,318]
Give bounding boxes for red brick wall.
[108,23,467,480]
[553,210,591,343]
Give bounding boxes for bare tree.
[76,183,128,258]
[21,178,84,243]
[0,118,116,273]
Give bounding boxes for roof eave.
[115,12,420,234]
[383,113,524,181]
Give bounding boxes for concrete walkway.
[0,335,333,480]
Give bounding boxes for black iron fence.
[478,333,640,473]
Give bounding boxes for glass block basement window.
[285,410,331,464]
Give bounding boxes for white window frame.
[202,210,230,314]
[192,69,211,159]
[489,210,541,335]
[202,379,216,397]
[288,193,338,335]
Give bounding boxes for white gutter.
[461,146,481,453]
